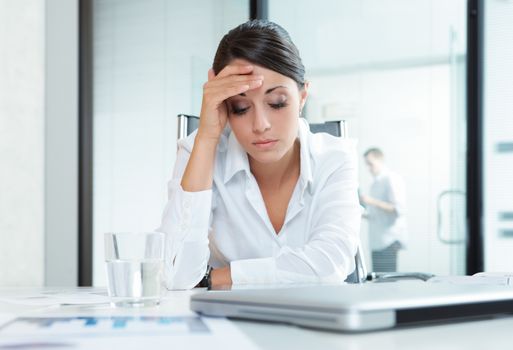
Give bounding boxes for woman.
[158,20,361,289]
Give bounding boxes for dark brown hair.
[213,20,305,89]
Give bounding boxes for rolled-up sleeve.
[230,148,361,285]
[156,137,213,290]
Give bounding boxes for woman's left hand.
[210,266,232,287]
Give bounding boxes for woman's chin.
[247,151,284,165]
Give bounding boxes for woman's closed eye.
[231,106,250,116]
[230,98,289,116]
[269,94,289,110]
[269,101,288,109]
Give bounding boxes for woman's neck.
[249,139,300,189]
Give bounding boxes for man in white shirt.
[360,148,407,272]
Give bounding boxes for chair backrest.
[309,120,348,138]
[176,114,367,283]
[177,114,349,140]
[177,114,200,140]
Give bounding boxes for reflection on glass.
[360,148,407,272]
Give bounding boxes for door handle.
[437,190,466,244]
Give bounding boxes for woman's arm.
[360,174,405,216]
[360,194,396,214]
[210,266,232,287]
[157,142,213,290]
[159,65,263,289]
[181,65,262,191]
[228,149,361,285]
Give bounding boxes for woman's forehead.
[229,58,294,86]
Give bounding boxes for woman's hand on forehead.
[205,66,264,93]
[214,64,255,78]
[196,65,264,142]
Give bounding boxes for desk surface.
[0,286,512,350]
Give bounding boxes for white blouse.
[157,118,361,290]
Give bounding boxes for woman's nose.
[252,113,271,134]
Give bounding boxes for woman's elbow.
[164,271,203,290]
[163,259,206,290]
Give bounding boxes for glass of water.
[104,232,165,307]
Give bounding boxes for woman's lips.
[253,139,278,150]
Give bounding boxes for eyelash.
[232,107,249,116]
[231,102,288,116]
[271,102,288,110]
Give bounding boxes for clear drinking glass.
[104,232,165,307]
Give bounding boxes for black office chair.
[176,114,367,284]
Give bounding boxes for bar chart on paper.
[0,316,210,337]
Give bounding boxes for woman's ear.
[299,81,309,111]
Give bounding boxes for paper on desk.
[473,272,513,278]
[0,315,259,350]
[0,313,16,328]
[428,274,513,286]
[0,289,110,306]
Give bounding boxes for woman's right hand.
[196,64,263,143]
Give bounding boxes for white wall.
[44,0,79,286]
[0,0,45,286]
[483,0,513,271]
[0,0,79,287]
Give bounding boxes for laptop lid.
[190,281,513,332]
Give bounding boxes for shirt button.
[183,200,191,209]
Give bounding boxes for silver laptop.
[190,281,513,332]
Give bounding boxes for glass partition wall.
[91,0,249,285]
[269,0,468,275]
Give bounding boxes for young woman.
[158,20,361,289]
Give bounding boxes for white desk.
[1,287,512,350]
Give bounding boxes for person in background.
[360,148,407,272]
